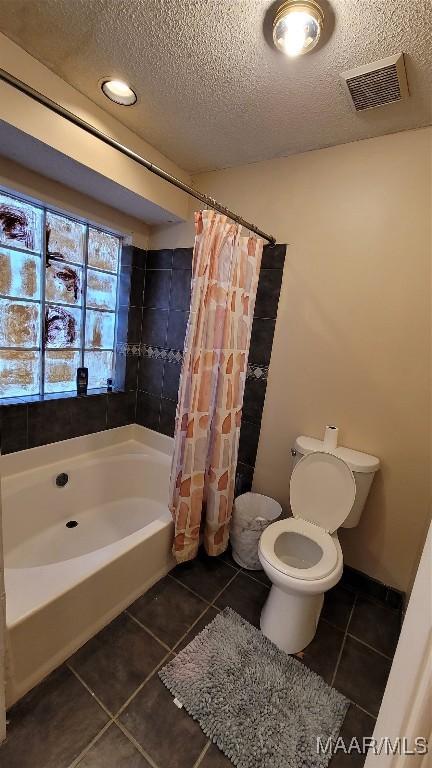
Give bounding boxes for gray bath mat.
[159,608,348,768]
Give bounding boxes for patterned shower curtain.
[169,209,263,563]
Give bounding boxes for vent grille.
[346,65,400,111]
[341,54,409,112]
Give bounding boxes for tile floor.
[0,549,402,768]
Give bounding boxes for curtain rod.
[0,68,276,245]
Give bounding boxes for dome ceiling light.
[273,0,324,57]
[101,79,137,106]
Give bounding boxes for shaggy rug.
[159,608,349,768]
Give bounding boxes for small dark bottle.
[107,378,113,392]
[76,367,88,396]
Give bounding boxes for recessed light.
[101,79,137,106]
[273,0,324,57]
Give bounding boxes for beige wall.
[150,127,432,593]
[0,33,191,223]
[0,156,150,248]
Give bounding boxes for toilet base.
[260,585,324,654]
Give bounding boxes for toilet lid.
[290,451,355,533]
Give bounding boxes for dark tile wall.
[236,243,285,495]
[0,392,136,453]
[135,243,286,496]
[115,244,146,395]
[136,247,192,437]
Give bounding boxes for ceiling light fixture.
[273,0,324,57]
[101,79,137,106]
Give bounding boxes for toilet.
[258,434,380,654]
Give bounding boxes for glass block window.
[0,190,121,399]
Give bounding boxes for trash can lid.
[234,492,282,522]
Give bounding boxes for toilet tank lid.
[294,436,380,473]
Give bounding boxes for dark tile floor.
[0,551,402,768]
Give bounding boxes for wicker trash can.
[230,492,282,569]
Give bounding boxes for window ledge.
[0,388,125,407]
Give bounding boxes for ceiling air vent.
[341,53,409,112]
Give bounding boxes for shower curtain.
[169,209,263,563]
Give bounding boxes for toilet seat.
[259,452,354,584]
[259,518,339,581]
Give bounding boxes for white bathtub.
[1,425,175,707]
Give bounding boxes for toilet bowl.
[259,518,343,653]
[258,441,379,654]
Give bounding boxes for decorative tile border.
[141,343,183,364]
[116,342,141,357]
[247,363,269,381]
[117,343,269,380]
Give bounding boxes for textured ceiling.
[0,0,431,173]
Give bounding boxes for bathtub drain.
[56,472,69,487]
[66,520,78,528]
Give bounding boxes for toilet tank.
[292,436,380,528]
